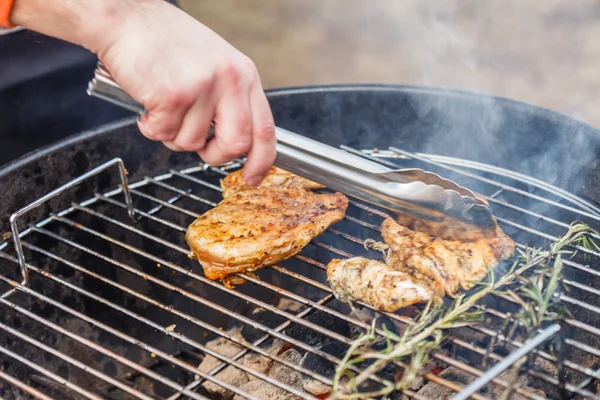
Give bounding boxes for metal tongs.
[87,62,495,228]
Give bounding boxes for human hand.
[11,0,275,185]
[95,1,275,185]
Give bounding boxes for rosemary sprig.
[330,222,598,399]
[497,251,571,398]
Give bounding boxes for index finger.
[243,84,276,186]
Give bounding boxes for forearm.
[10,0,136,54]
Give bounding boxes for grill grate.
[0,146,599,400]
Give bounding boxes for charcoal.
[303,377,331,397]
[301,342,346,379]
[239,309,286,343]
[276,298,304,313]
[349,307,402,338]
[491,369,546,399]
[243,339,285,380]
[417,366,474,399]
[238,299,306,343]
[197,327,248,399]
[232,380,296,400]
[268,348,305,390]
[285,310,351,347]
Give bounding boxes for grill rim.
[3,84,600,181]
[1,84,600,399]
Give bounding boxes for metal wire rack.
[0,145,599,400]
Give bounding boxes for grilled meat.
[386,250,445,298]
[382,218,461,296]
[221,166,324,199]
[326,257,435,312]
[186,186,348,281]
[382,217,515,296]
[327,214,514,311]
[394,211,497,242]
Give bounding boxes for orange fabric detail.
[0,0,16,29]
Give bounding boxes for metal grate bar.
[0,257,269,400]
[109,171,589,398]
[19,219,390,388]
[18,234,332,387]
[0,342,103,400]
[0,368,53,400]
[169,169,223,192]
[497,216,600,258]
[453,335,600,400]
[166,294,337,400]
[130,188,199,217]
[454,324,560,400]
[0,302,152,400]
[8,158,135,285]
[433,353,547,400]
[144,176,217,207]
[126,166,600,397]
[0,294,202,400]
[96,194,187,232]
[385,147,600,222]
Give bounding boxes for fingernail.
[245,174,266,186]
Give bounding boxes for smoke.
[361,0,600,208]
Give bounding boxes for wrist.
[10,0,141,54]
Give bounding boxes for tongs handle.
[87,63,495,227]
[87,63,391,175]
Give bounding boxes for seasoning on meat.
[382,217,515,296]
[326,214,515,311]
[221,166,324,199]
[186,167,348,284]
[327,257,436,312]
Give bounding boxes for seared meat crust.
[382,218,515,296]
[186,187,348,280]
[327,215,514,311]
[326,257,435,312]
[221,166,324,199]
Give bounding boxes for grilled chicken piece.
[221,166,324,199]
[186,187,348,281]
[382,218,515,296]
[382,219,461,296]
[386,250,445,298]
[326,257,435,312]
[394,211,497,242]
